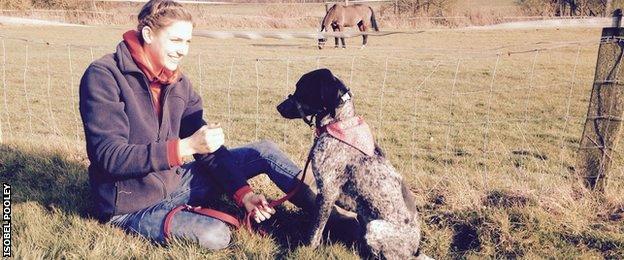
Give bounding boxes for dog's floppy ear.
[318,69,349,112]
[291,69,325,111]
[293,68,349,109]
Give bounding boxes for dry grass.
[1,23,623,259]
[5,0,624,30]
[0,0,547,29]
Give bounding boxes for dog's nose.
[276,99,300,119]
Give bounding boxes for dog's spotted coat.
[307,100,423,259]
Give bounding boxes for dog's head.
[276,68,350,124]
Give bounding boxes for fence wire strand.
[0,40,4,143]
[23,45,33,138]
[1,39,10,141]
[558,46,582,170]
[46,47,64,141]
[482,54,501,190]
[1,36,621,184]
[67,46,81,143]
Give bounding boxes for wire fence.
[1,7,617,29]
[0,35,622,189]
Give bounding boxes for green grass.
[1,24,623,258]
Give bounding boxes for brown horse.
[318,4,379,49]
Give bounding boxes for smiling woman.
[138,21,192,71]
[77,0,358,251]
[135,0,194,72]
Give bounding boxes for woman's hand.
[179,123,224,156]
[241,192,276,223]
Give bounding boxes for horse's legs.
[332,24,339,48]
[337,25,346,48]
[358,22,368,47]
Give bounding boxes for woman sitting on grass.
[78,0,357,249]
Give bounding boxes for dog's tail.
[401,182,419,218]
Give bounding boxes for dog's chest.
[312,136,402,184]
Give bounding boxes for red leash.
[163,148,313,240]
[242,151,311,234]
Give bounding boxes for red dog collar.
[316,116,375,156]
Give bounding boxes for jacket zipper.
[155,85,173,199]
[141,74,173,199]
[142,76,161,141]
[142,76,174,142]
[159,84,173,141]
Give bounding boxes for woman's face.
[143,20,193,71]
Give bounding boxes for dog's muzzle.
[276,95,302,119]
[277,95,319,126]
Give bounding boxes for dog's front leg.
[309,184,341,248]
[307,138,350,248]
[308,156,346,248]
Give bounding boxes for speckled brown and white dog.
[277,69,426,259]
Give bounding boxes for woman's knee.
[251,139,281,157]
[195,220,232,250]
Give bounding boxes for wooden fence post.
[576,9,624,192]
[394,0,398,14]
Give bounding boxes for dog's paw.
[308,230,324,249]
[415,253,435,260]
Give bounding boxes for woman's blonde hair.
[137,0,194,39]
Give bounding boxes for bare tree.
[394,0,456,16]
[523,0,613,17]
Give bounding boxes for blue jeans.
[109,140,302,249]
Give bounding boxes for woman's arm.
[177,81,252,196]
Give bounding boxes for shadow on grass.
[258,207,312,248]
[0,143,357,255]
[258,207,364,258]
[0,143,91,217]
[204,196,360,255]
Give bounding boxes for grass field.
[0,0,524,29]
[1,23,624,258]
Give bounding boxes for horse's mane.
[320,4,338,31]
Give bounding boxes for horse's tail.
[369,6,379,31]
